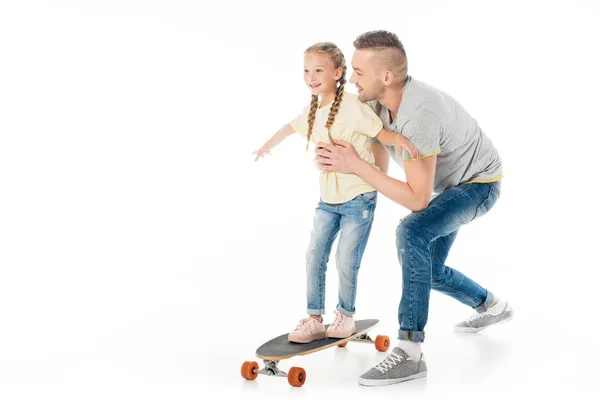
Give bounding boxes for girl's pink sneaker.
[326,311,356,338]
[288,317,326,343]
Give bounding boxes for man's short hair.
[353,30,407,81]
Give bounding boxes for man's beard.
[359,80,385,102]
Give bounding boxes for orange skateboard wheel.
[287,366,306,387]
[337,341,348,348]
[375,335,390,352]
[241,361,259,380]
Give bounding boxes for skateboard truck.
[258,360,286,378]
[336,333,388,349]
[349,333,373,342]
[241,360,305,387]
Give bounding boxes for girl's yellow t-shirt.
[290,92,383,204]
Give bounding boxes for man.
[315,30,513,386]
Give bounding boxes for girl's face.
[303,52,342,98]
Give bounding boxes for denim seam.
[471,184,493,221]
[347,202,375,314]
[431,281,481,307]
[473,197,490,221]
[430,237,438,268]
[320,222,338,311]
[480,290,495,311]
[313,208,340,312]
[404,221,416,332]
[490,181,501,198]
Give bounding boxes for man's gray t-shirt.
[370,76,502,194]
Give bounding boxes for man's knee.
[431,266,448,285]
[396,216,429,249]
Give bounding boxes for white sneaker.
[455,302,514,333]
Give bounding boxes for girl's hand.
[396,135,419,159]
[253,147,271,161]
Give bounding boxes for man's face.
[350,49,385,102]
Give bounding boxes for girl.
[253,42,418,343]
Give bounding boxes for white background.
[1,1,599,399]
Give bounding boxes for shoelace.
[466,303,508,324]
[295,317,318,332]
[374,352,412,373]
[466,311,489,324]
[331,313,348,329]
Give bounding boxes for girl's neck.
[319,91,337,109]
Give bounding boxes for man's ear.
[383,70,395,85]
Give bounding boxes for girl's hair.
[304,42,347,150]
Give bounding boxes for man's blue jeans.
[396,181,501,342]
[306,191,377,316]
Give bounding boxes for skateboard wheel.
[375,335,390,352]
[241,361,259,381]
[337,341,348,348]
[288,366,306,387]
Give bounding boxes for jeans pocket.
[491,180,501,198]
[472,184,499,221]
[357,191,377,205]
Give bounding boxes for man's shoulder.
[366,99,381,112]
[401,77,448,122]
[406,77,458,109]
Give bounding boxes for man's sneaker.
[326,311,356,339]
[288,317,326,343]
[358,347,427,386]
[454,302,514,333]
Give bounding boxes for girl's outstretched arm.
[253,123,295,161]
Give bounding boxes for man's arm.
[371,140,390,174]
[316,140,436,212]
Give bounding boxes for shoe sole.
[454,315,513,333]
[326,329,356,339]
[287,332,326,343]
[358,371,427,386]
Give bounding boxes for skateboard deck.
[256,318,381,360]
[241,318,390,387]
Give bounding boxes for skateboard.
[240,319,390,387]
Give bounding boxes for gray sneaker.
[358,347,427,386]
[454,302,513,333]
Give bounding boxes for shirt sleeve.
[289,106,310,138]
[354,100,384,137]
[399,118,441,160]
